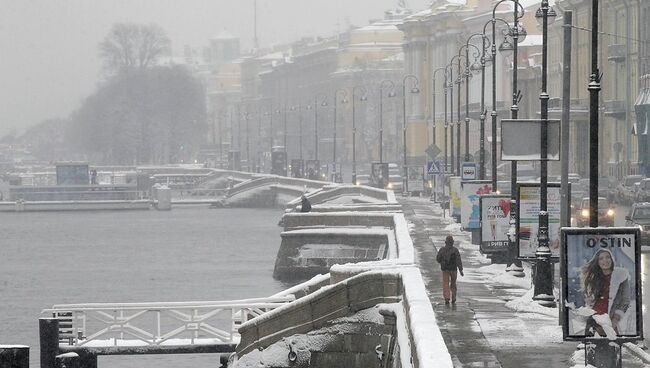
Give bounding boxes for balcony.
[607,44,626,63]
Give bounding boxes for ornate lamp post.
[402,75,420,194]
[310,93,329,161]
[290,103,304,160]
[456,43,482,166]
[461,34,491,179]
[446,58,461,175]
[379,80,396,164]
[431,67,446,165]
[333,88,348,182]
[244,110,251,172]
[532,0,558,307]
[489,0,527,275]
[352,85,368,185]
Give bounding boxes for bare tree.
[99,23,170,74]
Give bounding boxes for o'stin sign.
[561,227,643,342]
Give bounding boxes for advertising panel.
[407,166,424,192]
[517,183,564,259]
[370,163,389,189]
[500,119,561,161]
[480,195,511,253]
[449,176,462,220]
[562,227,642,341]
[461,180,492,229]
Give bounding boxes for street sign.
[427,161,442,175]
[461,162,477,180]
[425,144,441,160]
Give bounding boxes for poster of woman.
[562,228,642,341]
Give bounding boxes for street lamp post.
[532,0,557,307]
[490,0,526,275]
[432,68,446,160]
[244,110,251,172]
[352,85,368,185]
[447,59,459,176]
[402,75,420,195]
[457,42,482,166]
[311,94,328,162]
[333,88,348,182]
[588,0,600,226]
[444,69,450,174]
[379,80,396,164]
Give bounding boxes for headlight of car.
[387,183,393,189]
[607,209,615,217]
[581,209,589,218]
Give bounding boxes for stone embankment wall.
[231,186,451,368]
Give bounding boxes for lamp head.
[360,95,368,102]
[470,61,482,72]
[321,101,328,107]
[410,87,420,94]
[498,37,515,52]
[388,91,396,98]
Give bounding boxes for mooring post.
[0,345,29,368]
[40,317,59,368]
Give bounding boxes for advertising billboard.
[460,180,492,229]
[517,183,565,259]
[562,227,643,341]
[480,195,511,253]
[370,163,389,189]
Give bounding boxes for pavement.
[399,197,647,368]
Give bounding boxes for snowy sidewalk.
[399,197,645,368]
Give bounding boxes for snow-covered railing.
[285,184,397,211]
[227,175,327,198]
[41,296,294,347]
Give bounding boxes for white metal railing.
[42,296,294,347]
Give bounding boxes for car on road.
[573,197,615,227]
[635,178,650,202]
[625,202,650,246]
[617,175,644,204]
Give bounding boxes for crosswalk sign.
[427,161,442,175]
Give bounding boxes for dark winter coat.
[436,244,463,272]
[300,195,312,212]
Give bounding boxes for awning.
[633,75,650,136]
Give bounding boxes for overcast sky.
[0,0,428,137]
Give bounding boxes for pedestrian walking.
[436,235,464,305]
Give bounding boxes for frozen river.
[0,206,287,368]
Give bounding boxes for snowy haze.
[0,0,427,137]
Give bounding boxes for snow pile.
[476,264,532,289]
[443,223,463,234]
[504,287,559,318]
